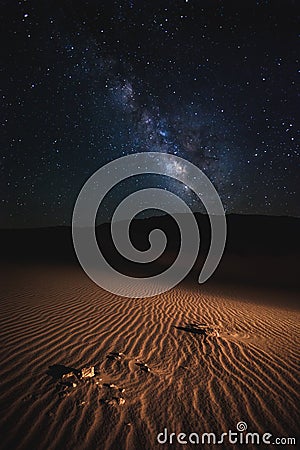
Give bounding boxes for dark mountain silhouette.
[1,214,299,290]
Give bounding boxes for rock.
[117,397,126,405]
[119,388,125,393]
[108,383,118,389]
[62,372,78,383]
[81,366,95,378]
[60,372,79,388]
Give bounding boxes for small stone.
[108,383,118,389]
[60,372,78,388]
[119,388,125,393]
[81,366,95,378]
[117,397,126,405]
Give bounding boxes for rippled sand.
[0,265,299,449]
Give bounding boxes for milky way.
[2,1,299,226]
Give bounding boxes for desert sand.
[0,264,299,449]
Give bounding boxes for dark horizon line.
[1,211,300,231]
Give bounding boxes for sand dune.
[0,265,299,449]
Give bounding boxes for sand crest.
[0,265,299,449]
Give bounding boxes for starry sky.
[2,0,299,228]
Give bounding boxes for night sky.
[2,0,299,228]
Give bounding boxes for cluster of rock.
[58,366,98,397]
[58,364,126,407]
[60,365,96,388]
[54,351,152,407]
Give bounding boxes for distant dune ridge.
[1,214,300,290]
[0,264,299,449]
[0,214,299,449]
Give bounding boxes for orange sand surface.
[0,265,299,449]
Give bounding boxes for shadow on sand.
[174,323,209,336]
[46,364,80,380]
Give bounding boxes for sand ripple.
[0,266,299,449]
